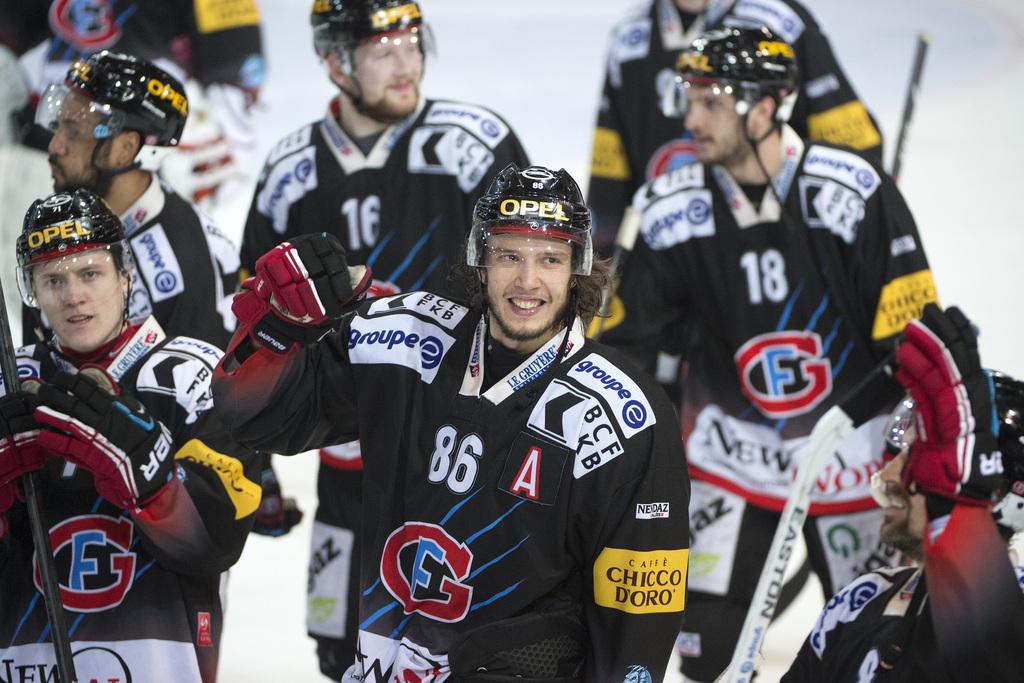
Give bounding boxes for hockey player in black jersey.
[214,164,690,681]
[31,51,240,349]
[0,189,260,682]
[783,305,1024,682]
[587,0,882,249]
[601,27,938,681]
[239,1,530,673]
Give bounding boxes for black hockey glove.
[251,465,304,537]
[233,234,372,354]
[34,370,175,509]
[0,389,46,515]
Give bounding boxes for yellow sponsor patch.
[499,198,569,222]
[586,294,624,337]
[175,439,261,519]
[195,0,261,33]
[146,78,189,116]
[70,60,91,82]
[593,547,688,614]
[807,101,882,151]
[28,221,90,249]
[872,269,938,340]
[590,127,631,181]
[676,52,712,73]
[370,3,422,29]
[759,40,795,58]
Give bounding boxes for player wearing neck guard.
[215,164,689,681]
[601,26,937,682]
[0,189,260,682]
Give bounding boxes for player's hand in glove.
[251,465,304,537]
[895,304,1003,505]
[233,233,372,354]
[0,389,46,514]
[33,369,175,510]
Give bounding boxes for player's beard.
[49,146,115,198]
[359,82,420,124]
[879,487,924,561]
[487,294,570,349]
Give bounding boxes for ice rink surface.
[12,0,1016,680]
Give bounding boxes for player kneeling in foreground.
[214,164,690,680]
[783,304,1024,681]
[0,189,261,682]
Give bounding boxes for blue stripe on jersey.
[831,340,855,378]
[822,318,843,354]
[37,622,50,644]
[363,577,382,597]
[10,593,40,646]
[409,255,445,291]
[439,487,482,526]
[469,536,529,580]
[366,231,396,267]
[806,293,830,332]
[117,4,139,27]
[387,218,441,282]
[775,280,806,332]
[388,614,413,639]
[68,613,86,638]
[470,580,525,612]
[465,500,526,546]
[360,600,399,630]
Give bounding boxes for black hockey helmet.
[992,371,1024,532]
[36,51,188,149]
[311,0,431,64]
[16,189,135,308]
[662,26,799,122]
[468,164,593,276]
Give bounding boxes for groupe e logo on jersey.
[347,327,444,370]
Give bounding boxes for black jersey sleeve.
[128,339,260,575]
[586,44,641,253]
[787,5,883,162]
[185,0,263,92]
[570,362,690,679]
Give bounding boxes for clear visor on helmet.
[467,224,592,277]
[35,84,127,142]
[661,76,746,119]
[18,243,135,310]
[325,23,435,69]
[883,395,918,457]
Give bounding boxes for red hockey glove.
[251,465,304,537]
[234,233,371,354]
[34,370,175,510]
[0,389,46,514]
[895,304,1003,505]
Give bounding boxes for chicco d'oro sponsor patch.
[593,547,688,614]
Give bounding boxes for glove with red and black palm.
[233,233,372,354]
[895,304,1003,506]
[0,389,46,515]
[33,370,175,510]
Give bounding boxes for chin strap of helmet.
[89,137,142,196]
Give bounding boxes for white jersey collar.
[459,316,587,405]
[711,124,804,228]
[119,175,167,236]
[320,96,425,174]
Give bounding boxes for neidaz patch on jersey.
[347,314,455,383]
[527,379,626,478]
[367,291,468,330]
[307,521,356,638]
[569,354,655,438]
[407,126,495,192]
[256,145,319,234]
[640,188,715,250]
[803,145,881,199]
[424,102,510,149]
[729,0,806,44]
[129,224,184,302]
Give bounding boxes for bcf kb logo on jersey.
[735,331,832,418]
[380,522,474,622]
[33,515,136,612]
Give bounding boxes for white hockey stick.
[723,355,898,683]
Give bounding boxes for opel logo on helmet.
[521,167,555,182]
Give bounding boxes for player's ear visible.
[112,130,142,165]
[326,53,354,89]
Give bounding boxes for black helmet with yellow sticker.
[17,189,135,308]
[468,164,593,276]
[36,50,188,149]
[662,26,799,122]
[311,0,431,65]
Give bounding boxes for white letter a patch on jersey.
[498,433,570,506]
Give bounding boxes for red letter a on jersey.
[509,447,542,500]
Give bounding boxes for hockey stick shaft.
[592,206,641,341]
[0,282,77,682]
[890,34,930,183]
[724,353,900,683]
